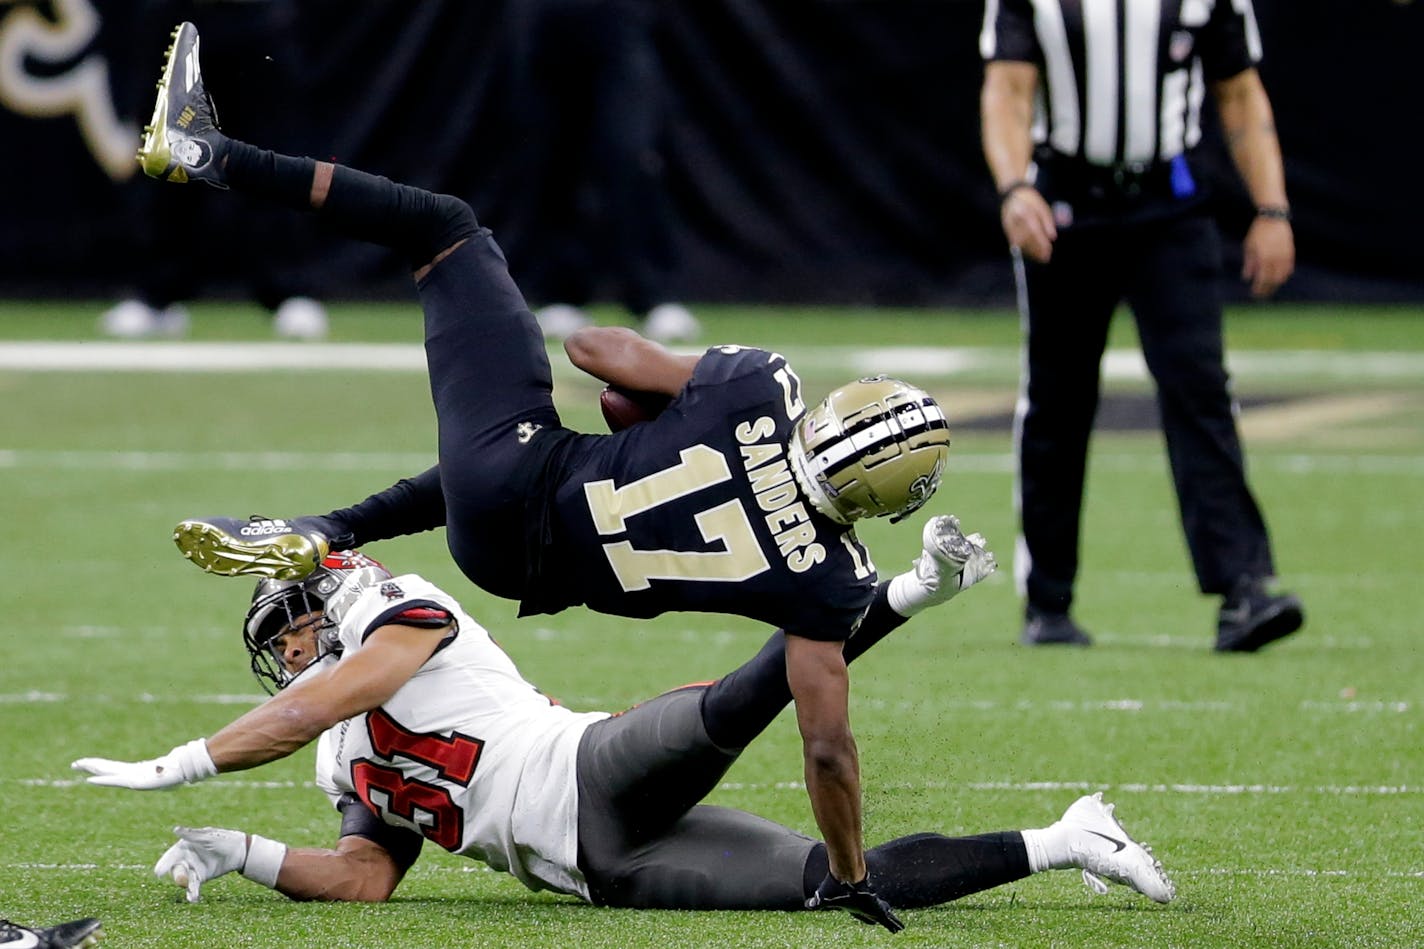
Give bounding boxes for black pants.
[1014,211,1274,613]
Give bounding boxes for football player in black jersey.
[138,22,969,926]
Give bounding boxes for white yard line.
[3,448,1423,475]
[1,340,1422,380]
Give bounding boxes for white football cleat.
[1058,792,1175,903]
[912,514,997,605]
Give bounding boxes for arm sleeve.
[981,0,1041,63]
[336,792,424,873]
[1198,0,1262,80]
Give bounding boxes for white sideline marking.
[2,341,1422,380]
[0,449,433,472]
[0,341,430,372]
[3,448,1423,476]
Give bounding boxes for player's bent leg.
[576,688,739,842]
[582,805,816,910]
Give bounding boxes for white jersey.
[308,573,609,898]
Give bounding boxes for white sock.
[887,570,931,617]
[1020,824,1073,872]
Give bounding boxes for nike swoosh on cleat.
[1085,829,1127,852]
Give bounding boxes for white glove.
[887,514,998,616]
[154,826,247,903]
[71,738,217,790]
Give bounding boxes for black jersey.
[532,346,877,642]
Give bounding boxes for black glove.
[805,872,905,933]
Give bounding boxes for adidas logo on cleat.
[239,520,291,537]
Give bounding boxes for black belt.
[1034,151,1180,204]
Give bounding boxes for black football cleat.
[1021,605,1093,646]
[138,21,228,186]
[1214,577,1303,653]
[174,516,330,580]
[0,917,103,949]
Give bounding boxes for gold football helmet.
[789,376,950,524]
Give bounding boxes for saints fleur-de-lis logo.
[0,0,135,180]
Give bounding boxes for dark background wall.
[0,0,1420,306]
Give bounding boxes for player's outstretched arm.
[72,622,450,787]
[565,325,701,396]
[154,826,404,903]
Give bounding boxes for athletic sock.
[699,631,790,749]
[803,832,1032,906]
[322,166,479,267]
[221,142,478,268]
[223,140,317,208]
[318,466,447,549]
[843,582,908,663]
[1020,823,1074,872]
[701,582,906,748]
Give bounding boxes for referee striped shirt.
[981,0,1264,167]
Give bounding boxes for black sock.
[802,833,1031,906]
[700,583,905,749]
[221,142,479,268]
[223,140,317,208]
[318,466,446,548]
[322,166,479,268]
[843,582,907,664]
[699,631,790,749]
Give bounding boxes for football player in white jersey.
[73,529,1174,931]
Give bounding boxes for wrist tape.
[241,834,287,888]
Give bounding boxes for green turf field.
[1,301,1420,947]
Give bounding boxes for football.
[599,385,672,432]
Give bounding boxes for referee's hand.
[805,872,905,933]
[1001,186,1057,263]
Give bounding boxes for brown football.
[599,385,672,432]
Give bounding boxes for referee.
[979,0,1303,652]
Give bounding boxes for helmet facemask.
[241,550,391,694]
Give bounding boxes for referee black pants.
[1013,212,1275,613]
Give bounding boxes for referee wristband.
[1256,205,1291,221]
[998,180,1036,204]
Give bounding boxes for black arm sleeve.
[336,792,424,873]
